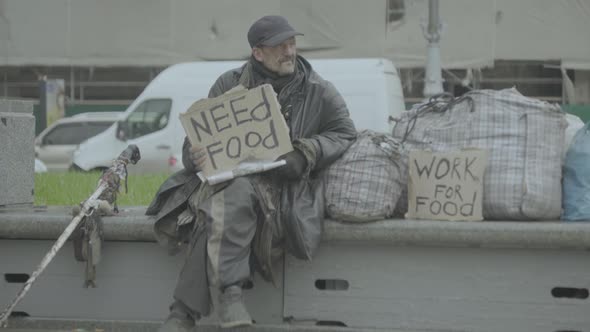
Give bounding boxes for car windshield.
[120,99,172,140]
[42,121,114,145]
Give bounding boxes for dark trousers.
[172,178,261,318]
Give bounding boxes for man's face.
[253,37,297,76]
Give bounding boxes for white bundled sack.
[324,130,406,222]
[392,88,567,220]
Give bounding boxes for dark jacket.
[147,55,356,258]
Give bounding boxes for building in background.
[0,0,588,124]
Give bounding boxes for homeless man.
[146,15,356,331]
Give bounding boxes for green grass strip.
[34,172,170,206]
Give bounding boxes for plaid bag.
[324,130,406,222]
[392,88,566,220]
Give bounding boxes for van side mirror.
[116,121,127,141]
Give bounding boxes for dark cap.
[247,15,303,48]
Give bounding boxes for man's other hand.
[275,149,307,180]
[190,146,207,171]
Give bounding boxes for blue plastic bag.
[562,123,590,221]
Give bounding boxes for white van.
[72,58,404,173]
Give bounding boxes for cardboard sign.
[179,84,293,177]
[406,149,488,221]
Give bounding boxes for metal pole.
[423,0,444,97]
[69,66,75,102]
[38,78,47,133]
[3,72,7,97]
[427,0,440,40]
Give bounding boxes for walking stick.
[0,145,141,327]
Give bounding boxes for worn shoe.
[158,301,196,332]
[157,315,195,332]
[158,316,195,332]
[218,285,253,328]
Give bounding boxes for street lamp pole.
[423,0,444,97]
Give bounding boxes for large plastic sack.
[563,113,584,162]
[392,89,567,220]
[562,124,590,221]
[324,130,406,222]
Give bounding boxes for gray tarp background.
[0,0,588,69]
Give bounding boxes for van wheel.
[68,163,85,172]
[90,167,108,173]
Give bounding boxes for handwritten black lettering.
[210,104,231,133]
[226,136,241,159]
[445,186,454,199]
[250,87,271,121]
[434,184,446,199]
[262,119,278,149]
[412,153,484,219]
[245,131,262,148]
[460,192,477,216]
[229,95,251,126]
[429,201,442,215]
[454,185,463,201]
[443,202,458,216]
[206,141,223,169]
[416,196,428,213]
[435,158,450,180]
[414,157,436,178]
[465,157,477,181]
[452,157,461,179]
[190,113,212,142]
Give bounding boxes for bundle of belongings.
[324,130,406,222]
[562,121,590,221]
[325,88,578,222]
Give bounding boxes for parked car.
[72,58,405,173]
[34,158,48,173]
[35,112,123,171]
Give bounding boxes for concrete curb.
[3,318,414,332]
[1,206,590,249]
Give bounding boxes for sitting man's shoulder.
[209,67,244,97]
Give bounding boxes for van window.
[42,121,114,145]
[121,99,172,140]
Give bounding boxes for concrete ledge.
[4,318,397,332]
[0,206,153,242]
[1,206,590,249]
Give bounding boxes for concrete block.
[0,99,35,206]
[0,240,284,324]
[285,242,590,332]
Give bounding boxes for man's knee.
[205,177,258,226]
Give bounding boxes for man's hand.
[275,149,308,181]
[190,146,207,171]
